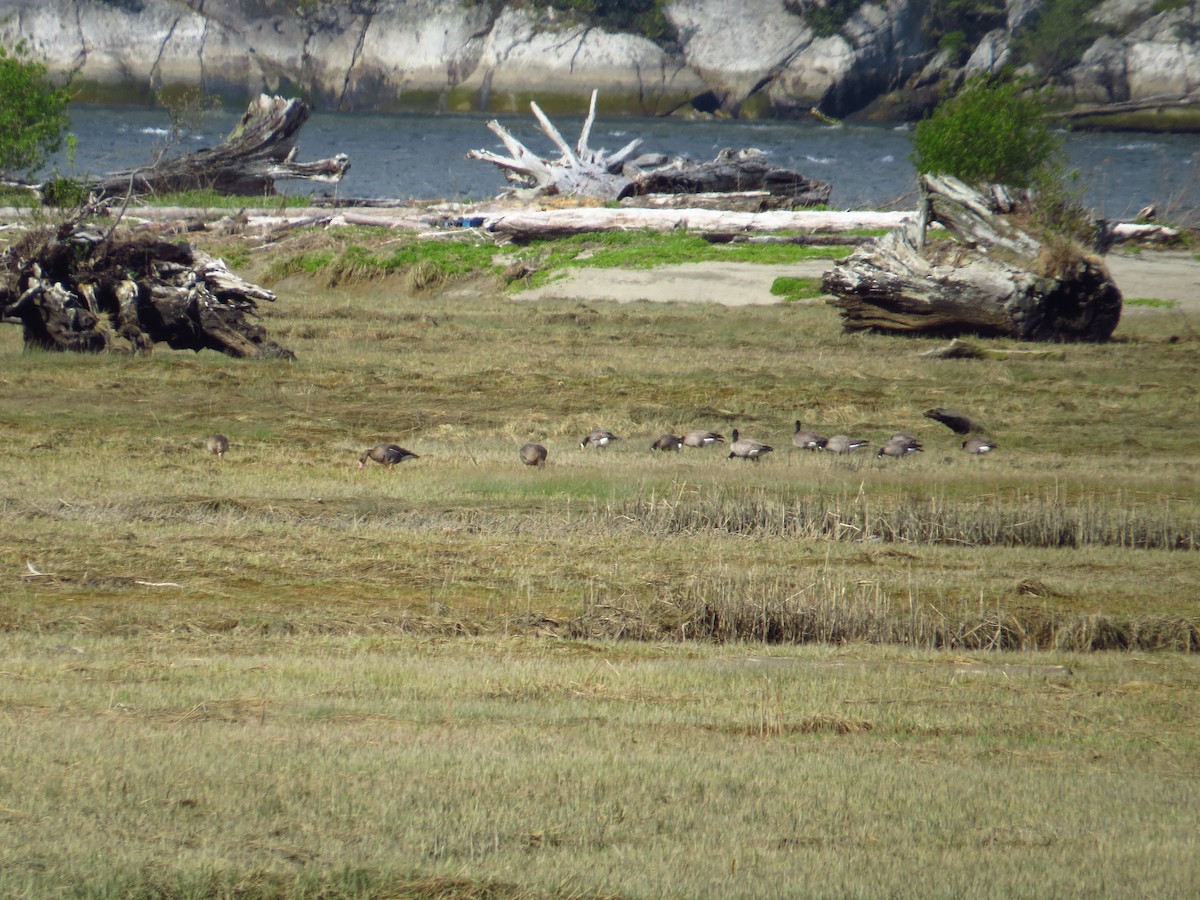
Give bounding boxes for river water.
[51,105,1200,220]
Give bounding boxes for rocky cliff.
[2,0,1197,127]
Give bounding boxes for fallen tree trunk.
[1,220,293,358]
[85,95,349,200]
[481,207,913,243]
[822,175,1123,342]
[468,90,830,208]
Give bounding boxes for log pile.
[822,175,1123,342]
[0,219,293,358]
[86,95,349,200]
[468,90,830,209]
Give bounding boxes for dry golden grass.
[1,227,1198,895]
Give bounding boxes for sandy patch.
[515,250,1200,314]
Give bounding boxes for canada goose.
[823,434,870,454]
[792,421,827,451]
[519,442,548,467]
[358,442,419,470]
[651,434,684,452]
[206,434,229,459]
[962,437,998,454]
[728,428,774,461]
[682,430,725,448]
[580,430,619,449]
[877,436,923,458]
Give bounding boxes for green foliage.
[797,0,863,39]
[910,75,1063,189]
[922,0,1006,63]
[539,0,677,47]
[1009,0,1105,77]
[0,40,71,179]
[141,188,312,209]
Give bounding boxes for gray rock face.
[0,0,1196,121]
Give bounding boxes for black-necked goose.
[728,429,774,461]
[877,435,923,458]
[206,434,229,459]
[580,430,619,449]
[962,437,998,454]
[520,443,548,466]
[359,443,419,470]
[822,434,870,454]
[682,430,725,448]
[651,434,684,452]
[792,421,827,451]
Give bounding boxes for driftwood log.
[0,219,293,358]
[823,175,1123,342]
[468,90,829,208]
[85,95,349,200]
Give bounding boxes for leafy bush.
[794,0,863,39]
[539,1,677,48]
[910,75,1063,189]
[0,40,71,178]
[921,0,1006,64]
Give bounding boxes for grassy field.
[1,225,1198,896]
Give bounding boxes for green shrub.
[797,0,863,38]
[0,40,71,178]
[910,74,1063,189]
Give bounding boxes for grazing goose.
[359,442,419,470]
[823,434,870,454]
[651,434,684,452]
[682,430,725,448]
[877,435,923,458]
[206,434,229,459]
[962,437,998,455]
[519,443,548,467]
[791,421,827,451]
[728,429,774,462]
[580,430,619,449]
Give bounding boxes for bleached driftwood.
[480,208,913,243]
[823,175,1123,342]
[85,95,349,200]
[468,90,830,208]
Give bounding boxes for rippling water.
[52,106,1200,220]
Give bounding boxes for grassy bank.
[1,225,1198,895]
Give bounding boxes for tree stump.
[1,220,293,359]
[86,95,349,200]
[822,175,1123,342]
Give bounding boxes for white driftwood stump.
[823,175,1123,342]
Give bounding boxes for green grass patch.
[1125,297,1178,308]
[136,187,314,209]
[770,275,825,302]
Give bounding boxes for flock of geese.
[205,419,995,470]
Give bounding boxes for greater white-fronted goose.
[877,435,923,458]
[682,430,725,448]
[728,429,774,461]
[206,434,229,459]
[520,443,548,466]
[651,434,684,452]
[962,437,998,454]
[792,421,827,451]
[823,434,870,454]
[359,443,419,470]
[580,430,619,449]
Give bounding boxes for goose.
[728,429,774,461]
[359,443,419,470]
[823,434,870,454]
[682,430,725,448]
[962,437,998,454]
[877,435,923,458]
[519,442,548,467]
[791,421,827,451]
[206,434,229,459]
[580,430,619,449]
[651,434,684,452]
